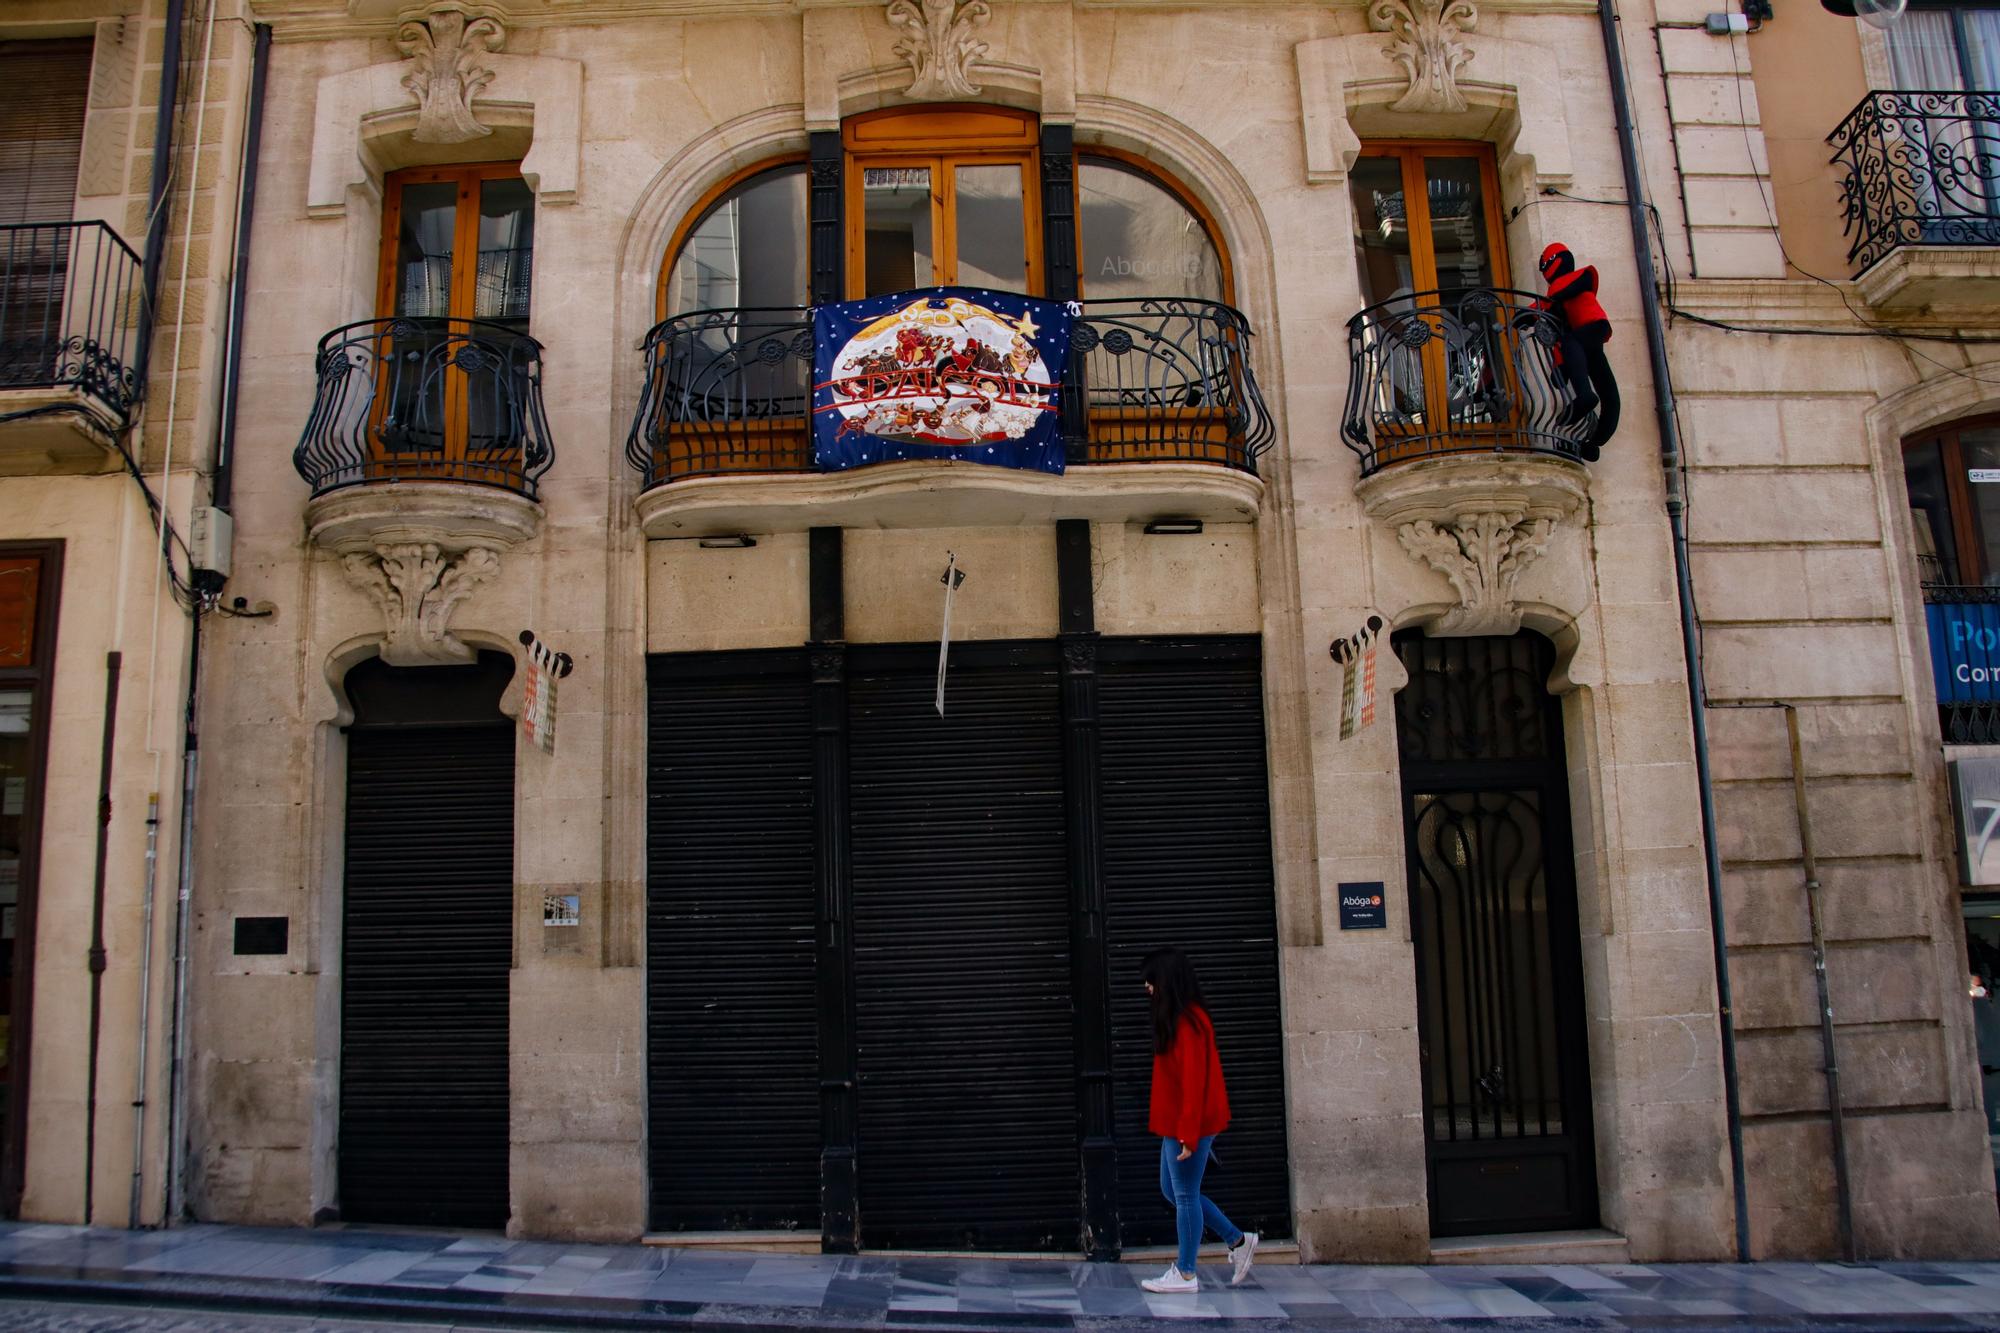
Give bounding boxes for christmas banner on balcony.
[812,288,1073,474]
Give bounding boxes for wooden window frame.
[375,160,531,323]
[0,541,61,1220]
[1353,141,1512,295]
[1905,414,2000,586]
[841,106,1044,299]
[655,155,810,323]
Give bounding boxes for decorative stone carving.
[1397,511,1553,636]
[306,481,541,667]
[886,0,992,100]
[396,7,506,144]
[1367,0,1477,115]
[341,543,500,667]
[1355,452,1586,639]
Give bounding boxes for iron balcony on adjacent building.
[1828,90,2000,307]
[0,220,142,471]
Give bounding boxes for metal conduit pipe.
[83,652,122,1224]
[1595,0,1752,1260]
[135,0,187,395]
[129,792,160,1229]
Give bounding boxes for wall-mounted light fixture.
[696,534,757,549]
[1142,518,1204,536]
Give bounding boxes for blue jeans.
[1160,1135,1243,1274]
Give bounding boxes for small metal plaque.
[543,893,580,928]
[1337,882,1387,931]
[233,916,289,956]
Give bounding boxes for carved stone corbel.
[1356,453,1586,639]
[1396,511,1553,636]
[396,7,506,144]
[886,0,992,100]
[1367,0,1478,115]
[341,542,501,667]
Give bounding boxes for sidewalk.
[2,1220,2000,1331]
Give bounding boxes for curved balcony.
[293,316,554,499]
[1828,90,2000,306]
[1341,288,1597,478]
[623,299,1274,513]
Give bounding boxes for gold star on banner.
[1013,311,1039,339]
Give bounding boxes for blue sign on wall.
[1337,882,1387,931]
[1927,597,2000,704]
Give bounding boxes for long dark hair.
[1142,946,1207,1054]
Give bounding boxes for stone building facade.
[131,0,2000,1264]
[0,0,253,1229]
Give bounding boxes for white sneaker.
[1140,1264,1199,1294]
[1229,1231,1259,1286]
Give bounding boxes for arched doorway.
[338,650,516,1228]
[1393,630,1597,1237]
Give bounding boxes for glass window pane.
[863,165,934,297]
[1888,9,1967,89]
[475,177,533,324]
[395,181,457,318]
[1349,155,1415,310]
[0,686,35,1164]
[953,163,1026,292]
[1906,438,1962,584]
[667,166,809,316]
[1962,428,2000,584]
[1424,157,1493,296]
[1965,10,2000,90]
[1078,158,1224,302]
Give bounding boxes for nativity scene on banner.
[813,289,1076,474]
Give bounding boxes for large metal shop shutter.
[646,650,820,1233]
[340,717,514,1229]
[847,641,1080,1251]
[1099,637,1292,1246]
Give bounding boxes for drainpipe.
[1783,704,1857,1260]
[1596,0,1752,1261]
[135,0,186,396]
[128,791,159,1229]
[211,22,270,512]
[83,652,122,1224]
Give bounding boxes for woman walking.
[1139,946,1257,1293]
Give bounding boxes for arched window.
[663,161,810,317]
[656,135,1234,312]
[1904,417,2000,586]
[1076,152,1227,303]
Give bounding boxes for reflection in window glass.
[396,181,458,318]
[476,177,533,324]
[1906,438,1961,585]
[1078,158,1223,302]
[667,166,810,316]
[953,163,1026,292]
[1348,155,1415,310]
[1964,428,2000,584]
[863,166,935,297]
[1424,157,1492,296]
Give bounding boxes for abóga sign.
[1338,882,1387,931]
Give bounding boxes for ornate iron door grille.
[1393,632,1598,1237]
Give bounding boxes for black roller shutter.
[646,650,820,1233]
[340,723,513,1229]
[1100,637,1291,1246]
[847,642,1080,1251]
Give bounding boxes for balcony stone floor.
[2,1221,2000,1329]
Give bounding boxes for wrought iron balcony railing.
[1341,288,1597,477]
[0,221,142,427]
[293,317,554,499]
[1829,90,2000,275]
[623,297,1274,488]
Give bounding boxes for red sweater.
[1148,1005,1232,1145]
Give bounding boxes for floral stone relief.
[396,7,506,144]
[1368,0,1478,116]
[341,542,501,667]
[886,0,992,100]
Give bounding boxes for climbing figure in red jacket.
[1536,242,1621,462]
[1140,946,1258,1294]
